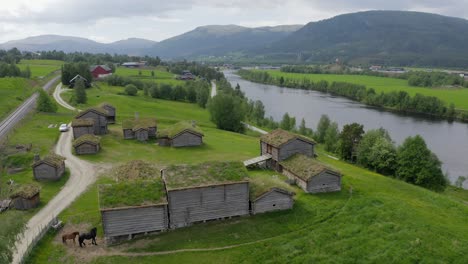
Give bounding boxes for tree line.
[238,69,468,122]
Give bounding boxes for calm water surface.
[225,71,468,188]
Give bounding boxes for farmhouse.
[122,118,157,141]
[122,62,145,68]
[249,174,295,215]
[10,184,40,210]
[71,118,94,139]
[32,153,66,181]
[280,154,342,194]
[99,103,116,124]
[75,107,109,135]
[158,121,203,147]
[162,161,250,229]
[73,134,101,155]
[90,65,112,79]
[260,129,316,170]
[69,74,90,88]
[99,180,168,244]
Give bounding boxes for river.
[225,71,468,188]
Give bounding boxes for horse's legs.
[93,237,98,245]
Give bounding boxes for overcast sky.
[0,0,467,43]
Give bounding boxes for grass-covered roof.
[99,102,115,109]
[71,118,94,127]
[260,129,316,147]
[163,161,248,190]
[279,154,340,182]
[122,118,157,130]
[158,121,203,139]
[249,173,295,199]
[73,134,100,147]
[10,183,40,199]
[33,153,65,168]
[75,107,108,118]
[99,180,167,209]
[112,160,161,182]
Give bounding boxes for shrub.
[125,84,138,96]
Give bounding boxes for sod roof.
[33,153,65,168]
[163,161,249,190]
[249,173,295,199]
[71,118,94,127]
[10,183,40,199]
[158,121,203,139]
[99,180,167,209]
[122,118,157,130]
[75,107,109,118]
[260,129,316,147]
[279,154,340,182]
[73,134,100,147]
[112,160,161,182]
[99,102,115,110]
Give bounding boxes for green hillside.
[0,78,34,120]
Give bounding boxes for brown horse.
[62,231,80,245]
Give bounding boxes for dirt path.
[53,83,77,111]
[12,87,97,264]
[210,81,217,98]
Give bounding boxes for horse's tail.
[62,235,66,243]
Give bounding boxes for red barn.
[90,65,113,79]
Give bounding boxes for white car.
[59,124,69,132]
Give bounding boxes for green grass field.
[115,67,185,86]
[18,59,62,78]
[262,70,468,110]
[0,78,35,120]
[25,83,468,263]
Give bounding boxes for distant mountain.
[258,11,468,67]
[0,35,158,55]
[148,25,303,59]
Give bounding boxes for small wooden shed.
[32,154,66,181]
[99,180,168,244]
[71,118,94,139]
[122,118,157,141]
[10,184,40,210]
[249,174,295,215]
[158,121,203,147]
[260,129,316,171]
[280,154,342,194]
[75,107,109,135]
[69,74,90,88]
[99,103,116,124]
[162,161,250,229]
[73,134,101,155]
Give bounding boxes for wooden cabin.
[280,154,342,194]
[32,154,66,181]
[260,129,316,171]
[158,121,203,147]
[10,184,40,210]
[99,179,168,244]
[73,134,101,155]
[122,118,157,141]
[251,188,295,215]
[69,74,90,88]
[99,103,116,124]
[75,107,109,135]
[162,162,250,229]
[71,118,94,139]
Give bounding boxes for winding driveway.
[12,84,98,264]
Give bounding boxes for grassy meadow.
[115,67,185,86]
[0,78,35,120]
[25,80,468,263]
[18,59,62,78]
[262,70,468,110]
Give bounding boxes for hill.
[0,35,158,55]
[258,11,468,67]
[148,25,303,59]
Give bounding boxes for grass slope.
[115,67,184,86]
[263,70,468,110]
[18,59,62,78]
[0,78,35,120]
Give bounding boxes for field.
[115,67,185,86]
[0,78,35,120]
[0,106,74,263]
[25,81,468,263]
[262,70,468,111]
[18,59,62,78]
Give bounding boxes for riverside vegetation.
[238,69,468,122]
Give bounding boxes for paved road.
[210,81,217,98]
[12,86,97,264]
[0,76,60,141]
